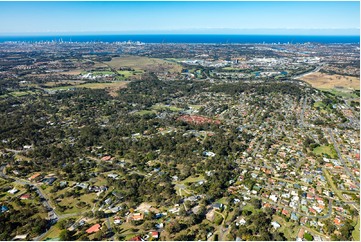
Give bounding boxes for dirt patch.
[301,72,360,90]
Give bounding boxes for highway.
[291,64,323,80]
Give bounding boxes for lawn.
[273,215,300,240]
[189,105,203,110]
[91,71,115,76]
[42,80,86,87]
[352,217,360,241]
[152,104,182,112]
[9,91,36,97]
[179,174,205,185]
[313,101,326,109]
[44,81,128,97]
[241,203,256,214]
[313,145,337,158]
[134,110,156,116]
[42,223,62,240]
[324,88,360,99]
[117,70,143,78]
[45,81,127,91]
[222,67,241,71]
[56,192,96,215]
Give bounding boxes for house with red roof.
[151,231,159,239]
[20,194,31,200]
[101,155,112,162]
[129,236,142,241]
[281,209,289,216]
[309,207,316,214]
[86,224,101,234]
[334,217,342,226]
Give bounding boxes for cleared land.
[58,69,84,75]
[105,56,182,74]
[45,81,128,97]
[352,218,360,241]
[300,72,360,90]
[313,145,337,159]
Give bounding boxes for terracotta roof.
[129,236,142,241]
[86,224,101,234]
[20,194,31,199]
[282,209,289,216]
[151,231,159,238]
[29,173,41,180]
[101,155,112,161]
[298,228,305,239]
[132,213,144,221]
[334,217,342,226]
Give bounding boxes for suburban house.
[86,224,101,234]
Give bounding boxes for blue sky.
[0,1,359,35]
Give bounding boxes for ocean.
[0,34,359,44]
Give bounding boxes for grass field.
[134,110,156,116]
[58,69,84,75]
[9,91,36,97]
[90,71,114,76]
[56,192,96,215]
[152,104,182,112]
[322,88,360,100]
[222,67,241,71]
[117,70,144,78]
[273,215,300,240]
[106,56,182,74]
[352,217,360,241]
[313,145,337,158]
[189,105,203,110]
[42,80,86,87]
[45,82,126,90]
[45,81,128,97]
[301,72,360,90]
[179,175,205,185]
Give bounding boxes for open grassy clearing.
[105,55,182,73]
[352,217,360,241]
[313,145,337,158]
[189,104,203,110]
[43,225,62,240]
[9,91,36,97]
[57,69,84,75]
[86,71,114,76]
[117,70,144,78]
[301,72,360,90]
[222,67,241,71]
[321,88,360,100]
[133,110,156,116]
[42,80,86,87]
[44,81,127,97]
[152,104,182,112]
[273,215,300,240]
[179,174,205,185]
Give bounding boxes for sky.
[0,1,359,35]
